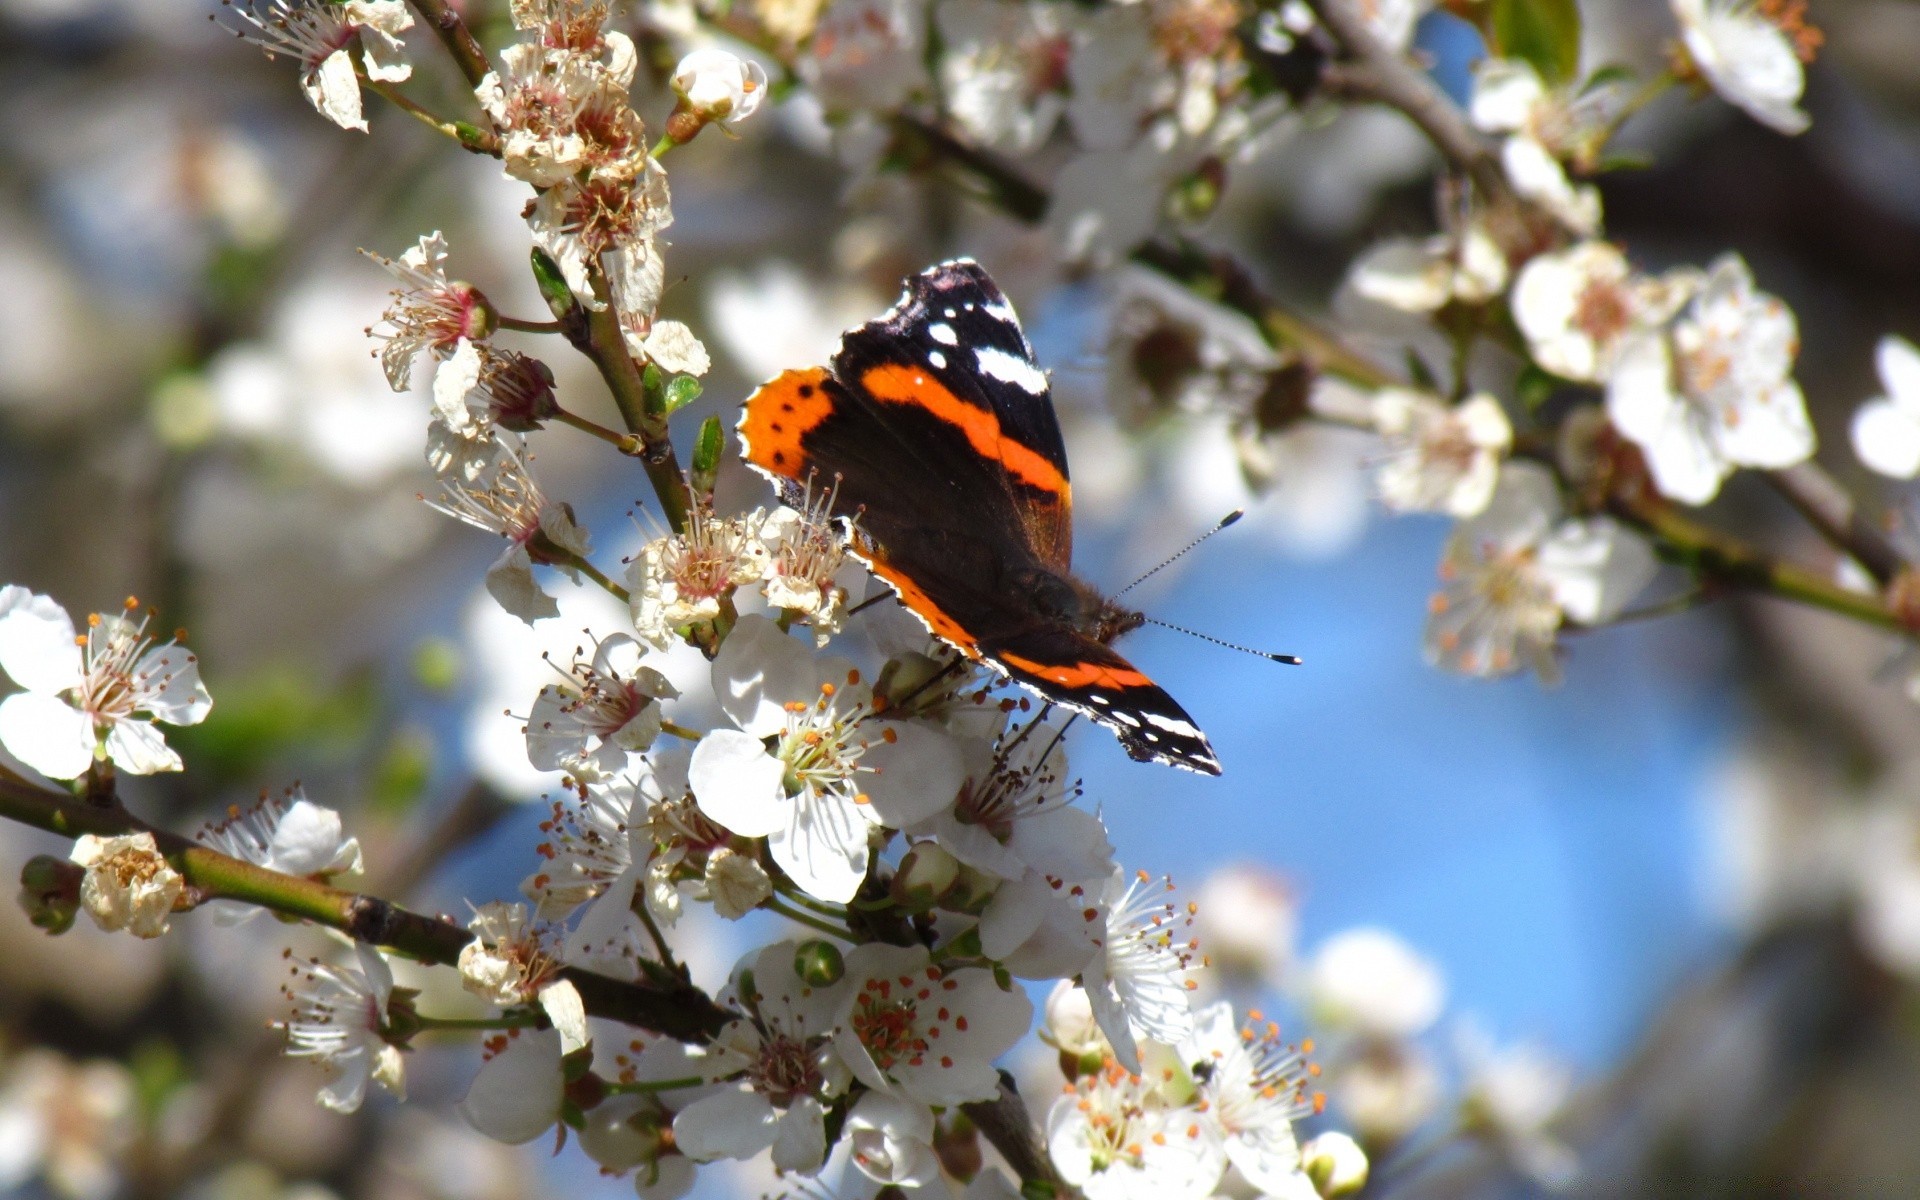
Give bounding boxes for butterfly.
[737,259,1222,775]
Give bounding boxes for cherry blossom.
[687,615,962,903]
[224,0,414,133]
[68,833,182,940]
[279,944,407,1113]
[1370,390,1512,518]
[1346,226,1508,315]
[1306,927,1444,1041]
[1080,869,1200,1074]
[1511,242,1697,385]
[1179,1001,1322,1198]
[1046,1058,1225,1200]
[426,438,592,624]
[525,632,676,780]
[1849,335,1920,479]
[0,588,211,780]
[832,943,1033,1106]
[459,1027,564,1143]
[1672,0,1817,135]
[1607,254,1813,504]
[627,505,769,647]
[671,49,769,127]
[1425,463,1658,681]
[456,902,591,1055]
[197,788,362,923]
[845,1090,942,1186]
[363,231,493,391]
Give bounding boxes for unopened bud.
[890,842,960,912]
[794,939,845,987]
[578,1093,673,1173]
[1302,1131,1369,1197]
[941,862,999,915]
[18,854,81,935]
[875,652,949,714]
[669,49,768,142]
[1171,157,1227,221]
[484,350,557,432]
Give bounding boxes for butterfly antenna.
[1114,510,1245,597]
[1141,616,1302,665]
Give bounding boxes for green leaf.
[691,415,725,478]
[663,374,703,415]
[1490,0,1581,87]
[528,248,576,320]
[1580,63,1638,94]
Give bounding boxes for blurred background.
[2,0,1920,1196]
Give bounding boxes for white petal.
[0,693,94,779]
[267,799,353,875]
[1852,396,1920,479]
[709,615,817,738]
[132,645,211,725]
[458,1028,562,1144]
[538,979,591,1056]
[485,546,559,624]
[671,1089,781,1162]
[432,340,485,433]
[768,790,872,903]
[1538,519,1656,624]
[1469,58,1545,134]
[1347,238,1449,314]
[1715,381,1815,469]
[0,588,81,695]
[770,1095,828,1174]
[636,321,711,377]
[858,721,964,827]
[103,718,183,775]
[1878,335,1920,408]
[687,730,790,837]
[303,49,368,133]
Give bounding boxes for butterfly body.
[737,259,1222,775]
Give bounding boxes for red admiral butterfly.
[738,259,1223,775]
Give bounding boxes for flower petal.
[0,692,93,779]
[688,730,790,837]
[458,1028,562,1144]
[1852,395,1920,479]
[0,588,81,695]
[103,718,183,775]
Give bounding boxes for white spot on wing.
[1144,712,1204,740]
[928,350,947,369]
[943,307,957,319]
[928,323,958,345]
[974,346,1048,395]
[982,300,1018,327]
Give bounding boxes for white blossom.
[627,506,769,647]
[703,848,772,919]
[671,49,769,126]
[1425,463,1658,681]
[1850,335,1920,479]
[1469,59,1619,231]
[1672,0,1815,135]
[426,438,592,624]
[69,833,182,939]
[833,942,1033,1106]
[1456,1024,1577,1187]
[687,615,963,903]
[759,489,852,644]
[0,1051,136,1200]
[1346,227,1507,315]
[1370,390,1511,518]
[457,902,591,1055]
[363,231,492,391]
[1607,254,1813,504]
[1046,1059,1225,1200]
[1511,242,1696,384]
[1081,869,1199,1074]
[936,0,1068,153]
[225,0,414,133]
[672,942,852,1175]
[1180,1001,1322,1196]
[845,1090,942,1187]
[1300,1131,1370,1197]
[279,944,407,1113]
[1305,927,1444,1041]
[197,788,362,924]
[525,632,676,779]
[0,588,211,780]
[1191,863,1296,993]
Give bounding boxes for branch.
[0,774,732,1043]
[1765,463,1908,585]
[1301,0,1510,202]
[405,0,493,91]
[962,1078,1065,1192]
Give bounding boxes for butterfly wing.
[832,259,1074,572]
[983,626,1222,775]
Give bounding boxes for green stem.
[774,882,851,920]
[499,315,566,334]
[554,406,642,453]
[603,1074,711,1094]
[0,774,734,1043]
[361,78,499,154]
[763,896,851,940]
[631,892,681,973]
[578,278,693,534]
[660,721,705,741]
[548,547,631,604]
[414,1013,545,1032]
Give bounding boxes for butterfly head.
[1022,568,1145,648]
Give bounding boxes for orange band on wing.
[739,368,836,481]
[863,555,982,655]
[858,364,1068,498]
[997,652,1152,690]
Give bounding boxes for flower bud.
[669,49,768,138]
[484,350,557,432]
[890,842,960,912]
[577,1093,672,1173]
[793,939,844,987]
[941,862,999,915]
[1041,979,1108,1076]
[449,280,499,342]
[1302,1131,1369,1197]
[17,854,80,935]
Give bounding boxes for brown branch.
[962,1078,1066,1192]
[0,774,732,1043]
[1766,463,1907,585]
[405,0,493,90]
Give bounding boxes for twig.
[404,0,493,90]
[1766,463,1907,585]
[0,775,732,1043]
[961,1077,1064,1191]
